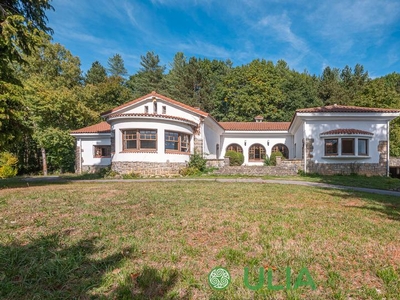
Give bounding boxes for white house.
[71,91,400,176]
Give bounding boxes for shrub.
[0,152,18,178]
[122,172,140,179]
[188,153,207,172]
[99,167,120,178]
[270,151,284,166]
[179,166,201,176]
[264,155,272,166]
[225,150,244,166]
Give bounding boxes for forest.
[1,1,400,175]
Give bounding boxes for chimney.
[254,115,264,123]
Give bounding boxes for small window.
[342,138,355,155]
[162,106,166,114]
[325,139,338,156]
[144,106,149,113]
[94,145,111,158]
[153,101,157,114]
[358,139,368,156]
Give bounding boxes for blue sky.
[47,0,400,78]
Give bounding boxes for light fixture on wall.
[244,140,247,146]
[267,140,270,146]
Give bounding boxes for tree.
[318,66,346,105]
[17,38,98,174]
[85,61,107,85]
[107,54,127,78]
[0,0,53,150]
[127,51,165,97]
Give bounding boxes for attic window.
[153,101,157,114]
[144,106,149,114]
[162,106,166,114]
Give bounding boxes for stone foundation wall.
[82,165,110,173]
[112,161,187,176]
[307,141,388,176]
[213,165,299,176]
[206,159,225,168]
[390,157,400,167]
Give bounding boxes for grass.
[0,181,399,299]
[263,174,400,191]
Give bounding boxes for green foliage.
[122,171,140,179]
[99,167,119,178]
[179,166,201,176]
[225,150,244,166]
[85,61,107,85]
[0,152,18,178]
[188,153,207,172]
[264,155,272,166]
[270,151,283,166]
[107,54,127,77]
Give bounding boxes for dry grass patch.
[0,181,399,299]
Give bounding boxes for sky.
[47,0,400,78]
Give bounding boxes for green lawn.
[0,181,399,299]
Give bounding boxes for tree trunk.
[41,147,48,176]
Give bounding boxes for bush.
[264,155,272,166]
[225,150,244,166]
[122,171,140,179]
[188,153,207,172]
[0,152,18,178]
[270,151,284,166]
[99,167,120,178]
[179,166,201,176]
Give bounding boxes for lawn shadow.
[0,231,134,299]
[316,187,400,221]
[110,266,184,300]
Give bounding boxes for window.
[325,139,338,156]
[358,139,368,156]
[226,144,243,153]
[153,101,157,114]
[165,131,190,152]
[144,106,149,113]
[249,144,266,161]
[162,106,166,114]
[272,143,289,159]
[324,138,370,157]
[122,129,157,151]
[342,138,355,155]
[94,145,111,158]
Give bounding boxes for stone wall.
[213,165,299,176]
[206,159,226,168]
[307,140,388,176]
[82,165,110,173]
[75,146,81,173]
[112,161,187,176]
[390,157,400,167]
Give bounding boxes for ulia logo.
[208,266,316,291]
[208,267,231,290]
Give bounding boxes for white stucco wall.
[305,119,387,164]
[220,132,292,165]
[77,135,111,167]
[203,118,224,159]
[111,118,194,163]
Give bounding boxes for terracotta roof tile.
[219,122,290,131]
[71,121,110,134]
[297,105,400,113]
[106,113,198,125]
[101,91,209,117]
[321,129,373,135]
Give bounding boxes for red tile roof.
[219,122,290,131]
[297,105,400,113]
[101,91,209,117]
[71,121,111,134]
[321,129,373,135]
[106,113,198,125]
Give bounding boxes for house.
[71,91,400,176]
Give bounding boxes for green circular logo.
[208,267,231,290]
